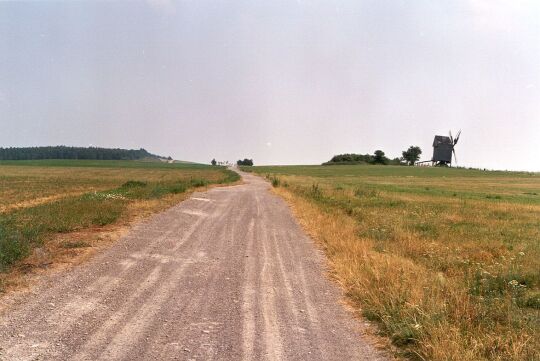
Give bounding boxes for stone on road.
[0,171,387,360]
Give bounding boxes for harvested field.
[248,165,540,361]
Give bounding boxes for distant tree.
[402,146,422,165]
[372,150,388,165]
[167,156,173,160]
[211,158,217,166]
[237,159,254,166]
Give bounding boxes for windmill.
[431,130,461,166]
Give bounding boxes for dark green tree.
[402,146,422,165]
[372,150,388,165]
[237,159,254,166]
[211,158,217,166]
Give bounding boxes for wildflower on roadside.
[508,280,519,287]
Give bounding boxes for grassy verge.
[0,162,239,277]
[250,165,539,361]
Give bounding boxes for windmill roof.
[433,135,452,147]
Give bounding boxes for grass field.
[0,160,239,279]
[247,165,539,361]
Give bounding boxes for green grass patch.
[0,220,34,272]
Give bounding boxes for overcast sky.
[1,1,539,170]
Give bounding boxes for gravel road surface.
[0,171,387,361]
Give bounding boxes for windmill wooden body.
[431,130,461,166]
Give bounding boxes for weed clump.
[310,183,323,199]
[169,182,187,194]
[121,180,147,188]
[220,170,240,183]
[265,174,283,188]
[354,187,379,198]
[190,178,208,187]
[0,221,32,272]
[521,292,540,309]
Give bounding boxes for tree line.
[325,146,422,166]
[0,146,167,161]
[211,159,233,166]
[210,158,253,166]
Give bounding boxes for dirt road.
[0,171,387,360]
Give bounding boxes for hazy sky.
[1,1,539,170]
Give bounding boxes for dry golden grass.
[252,165,539,361]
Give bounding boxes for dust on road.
[0,171,388,360]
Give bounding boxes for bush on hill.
[324,151,401,166]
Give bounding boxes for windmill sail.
[454,130,461,145]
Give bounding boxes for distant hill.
[0,146,171,161]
